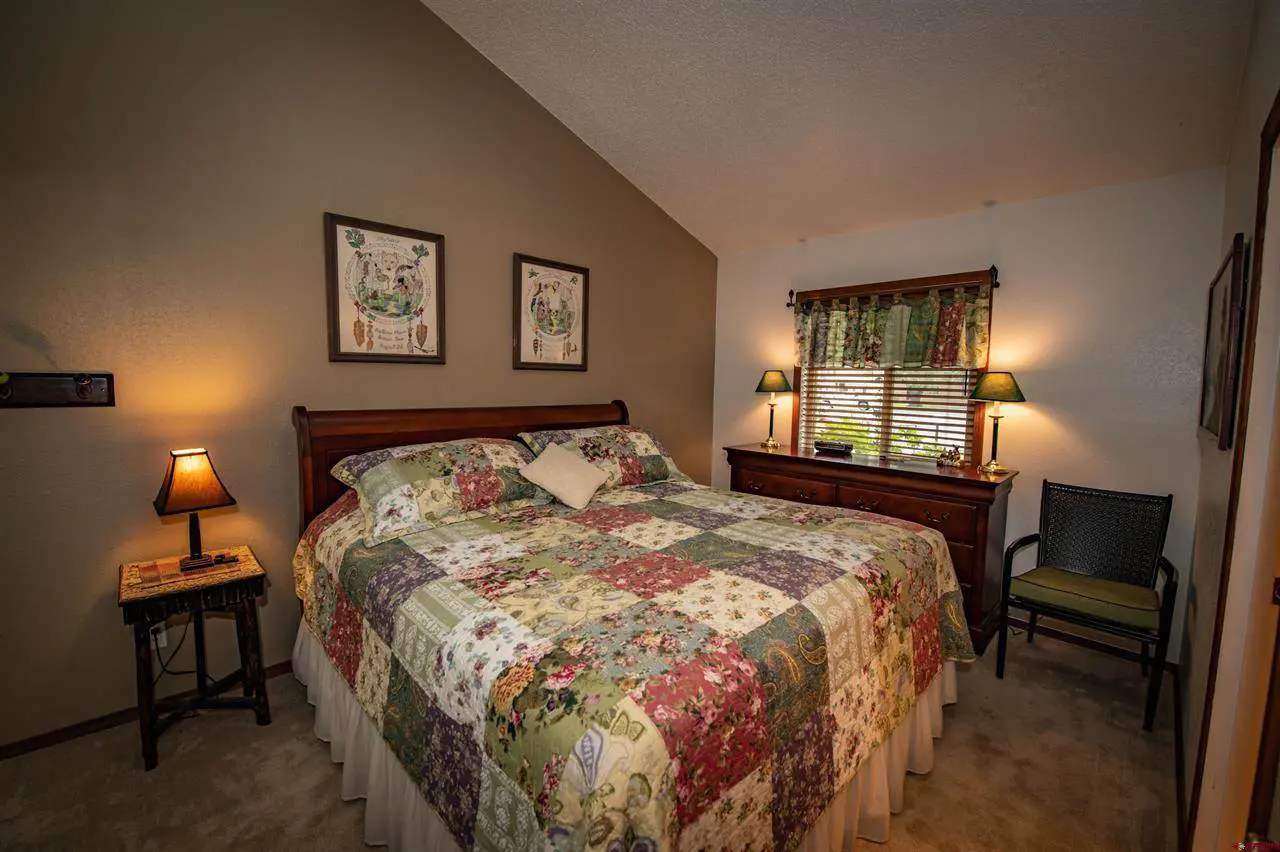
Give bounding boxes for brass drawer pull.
[795,488,816,501]
[923,509,952,524]
[747,480,764,492]
[855,498,880,512]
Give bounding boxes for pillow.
[517,425,688,490]
[332,438,550,545]
[520,443,610,510]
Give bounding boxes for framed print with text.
[325,212,445,363]
[513,253,589,371]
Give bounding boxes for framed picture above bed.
[324,212,445,364]
[513,253,589,371]
[1198,232,1247,450]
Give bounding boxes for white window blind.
[797,366,979,462]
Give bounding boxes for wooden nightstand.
[118,544,271,770]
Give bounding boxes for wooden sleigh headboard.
[291,400,630,533]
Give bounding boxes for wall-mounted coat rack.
[0,372,115,407]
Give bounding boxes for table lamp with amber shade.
[153,448,237,571]
[756,369,792,450]
[969,372,1026,474]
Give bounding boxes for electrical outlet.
[150,624,168,650]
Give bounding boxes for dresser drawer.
[724,443,1016,655]
[836,484,977,542]
[946,543,979,621]
[734,469,835,505]
[947,542,976,588]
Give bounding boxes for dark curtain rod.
[786,265,999,309]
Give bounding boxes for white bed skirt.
[293,625,957,851]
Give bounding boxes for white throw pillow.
[520,443,610,510]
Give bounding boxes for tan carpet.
[0,634,1175,851]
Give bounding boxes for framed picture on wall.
[1198,232,1247,450]
[324,212,445,363]
[512,253,589,371]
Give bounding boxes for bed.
[290,400,972,851]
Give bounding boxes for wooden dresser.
[724,444,1017,653]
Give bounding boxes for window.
[790,268,997,462]
[797,365,979,462]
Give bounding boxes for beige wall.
[1190,1,1280,841]
[712,170,1225,660]
[0,0,716,745]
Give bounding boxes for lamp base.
[180,553,216,571]
[180,552,240,572]
[760,400,780,451]
[978,458,1008,475]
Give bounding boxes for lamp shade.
[969,371,1026,403]
[153,448,236,516]
[755,370,792,393]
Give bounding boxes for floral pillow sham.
[517,424,688,490]
[332,438,551,545]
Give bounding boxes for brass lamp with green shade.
[756,369,792,450]
[969,371,1025,474]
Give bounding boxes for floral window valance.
[793,270,995,370]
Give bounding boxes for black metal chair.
[996,480,1178,731]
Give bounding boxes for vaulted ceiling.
[425,0,1255,255]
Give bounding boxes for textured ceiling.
[425,0,1254,255]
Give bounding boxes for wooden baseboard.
[1007,615,1176,671]
[0,660,293,763]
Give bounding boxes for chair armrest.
[1002,533,1041,592]
[1157,556,1179,618]
[998,532,1039,578]
[1152,556,1180,637]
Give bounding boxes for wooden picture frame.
[1198,232,1247,450]
[324,212,445,364]
[512,253,589,371]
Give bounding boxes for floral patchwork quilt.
[293,479,974,852]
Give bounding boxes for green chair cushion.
[1010,566,1161,631]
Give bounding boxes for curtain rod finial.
[989,265,999,288]
[785,289,795,309]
